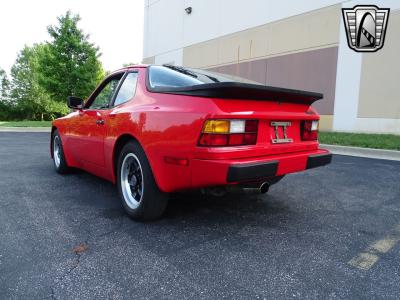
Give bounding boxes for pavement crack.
[50,240,87,300]
[49,214,124,299]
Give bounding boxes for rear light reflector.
[245,120,258,132]
[244,133,257,145]
[199,119,258,146]
[228,133,245,145]
[199,133,229,146]
[301,120,319,141]
[164,156,189,166]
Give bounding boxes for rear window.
[148,65,260,89]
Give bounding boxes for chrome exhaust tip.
[259,182,270,194]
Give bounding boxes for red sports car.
[51,64,331,220]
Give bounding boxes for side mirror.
[67,96,84,109]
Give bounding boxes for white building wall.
[144,0,184,61]
[144,0,344,63]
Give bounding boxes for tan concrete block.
[184,39,219,68]
[319,115,333,131]
[268,5,341,55]
[218,34,241,65]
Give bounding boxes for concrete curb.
[320,144,400,161]
[0,127,51,133]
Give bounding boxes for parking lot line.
[348,224,400,270]
[348,252,380,270]
[367,237,400,254]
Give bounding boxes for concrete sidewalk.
[320,144,400,161]
[0,127,51,133]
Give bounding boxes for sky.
[0,0,144,74]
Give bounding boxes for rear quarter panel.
[105,69,216,192]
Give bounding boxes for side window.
[89,77,121,109]
[113,72,138,106]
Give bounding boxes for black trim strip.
[109,71,139,108]
[84,71,126,109]
[306,153,332,169]
[227,161,278,182]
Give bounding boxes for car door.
[69,73,124,167]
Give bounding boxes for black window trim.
[84,71,126,110]
[109,70,139,108]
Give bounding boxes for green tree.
[10,45,69,120]
[0,68,11,120]
[38,11,104,102]
[0,68,10,102]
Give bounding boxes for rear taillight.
[301,120,319,141]
[199,119,258,146]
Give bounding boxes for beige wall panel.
[241,25,270,60]
[319,115,333,131]
[217,26,269,65]
[200,40,219,67]
[183,45,201,67]
[184,39,218,68]
[358,11,400,119]
[218,34,241,65]
[268,5,340,55]
[142,56,155,64]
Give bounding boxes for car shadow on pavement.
[66,164,292,226]
[165,190,290,220]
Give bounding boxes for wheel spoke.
[120,153,144,209]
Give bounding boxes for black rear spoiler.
[149,82,323,105]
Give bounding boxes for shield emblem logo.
[342,5,390,52]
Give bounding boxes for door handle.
[96,119,105,125]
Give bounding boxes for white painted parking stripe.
[348,224,400,270]
[367,237,400,254]
[348,252,379,270]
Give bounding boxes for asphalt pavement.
[1,132,400,299]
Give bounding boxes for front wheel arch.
[50,126,58,158]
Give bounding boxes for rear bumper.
[306,153,333,170]
[191,149,331,187]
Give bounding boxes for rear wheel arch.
[113,134,166,192]
[113,134,144,181]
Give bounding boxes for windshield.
[148,65,261,89]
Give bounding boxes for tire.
[52,129,70,174]
[117,141,168,221]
